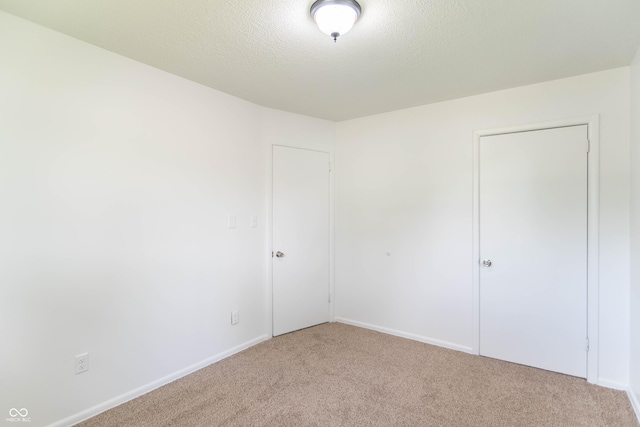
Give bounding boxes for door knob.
[275,251,285,258]
[482,259,492,267]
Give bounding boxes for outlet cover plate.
[75,353,89,374]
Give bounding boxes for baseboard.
[50,334,270,427]
[334,317,473,354]
[597,378,628,391]
[629,387,640,423]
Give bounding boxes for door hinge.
[586,337,590,352]
[329,162,332,172]
[586,139,590,153]
[271,251,274,258]
[329,293,332,303]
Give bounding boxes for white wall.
[0,11,334,427]
[335,68,631,387]
[630,44,640,416]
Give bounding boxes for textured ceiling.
[1,0,640,121]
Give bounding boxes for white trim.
[472,115,600,384]
[56,335,269,427]
[270,144,335,336]
[266,145,274,338]
[593,378,629,391]
[629,388,640,423]
[335,317,473,354]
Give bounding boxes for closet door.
[479,125,588,377]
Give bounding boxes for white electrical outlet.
[75,353,89,374]
[228,215,237,229]
[231,310,239,325]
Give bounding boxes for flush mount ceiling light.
[310,0,362,42]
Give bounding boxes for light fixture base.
[310,0,362,19]
[310,0,362,42]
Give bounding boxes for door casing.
[472,115,600,384]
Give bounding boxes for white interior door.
[479,125,588,378]
[272,146,330,336]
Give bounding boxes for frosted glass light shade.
[311,0,361,41]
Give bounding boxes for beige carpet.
[77,323,639,426]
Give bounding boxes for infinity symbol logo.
[9,408,28,417]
